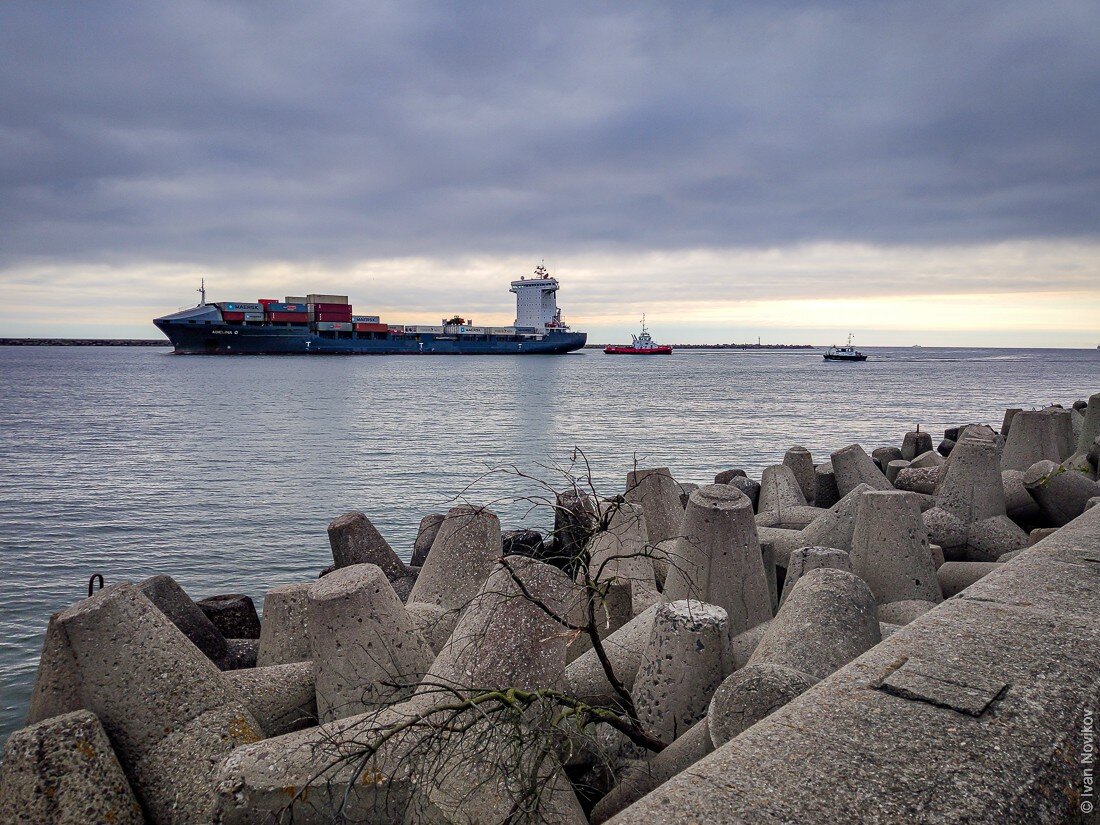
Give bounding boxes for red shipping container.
[354,322,389,333]
[315,312,353,322]
[313,302,352,313]
[268,311,310,322]
[258,298,278,306]
[221,311,245,321]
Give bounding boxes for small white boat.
[823,334,867,362]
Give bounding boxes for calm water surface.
[2,344,1099,739]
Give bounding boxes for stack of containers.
[264,301,310,322]
[352,315,387,333]
[309,295,352,331]
[218,301,264,322]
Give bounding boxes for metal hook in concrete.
[88,573,104,597]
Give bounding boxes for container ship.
[154,266,587,355]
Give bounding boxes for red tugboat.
[604,316,673,355]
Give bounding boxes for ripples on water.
[1,344,1098,739]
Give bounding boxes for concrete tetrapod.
[56,583,264,824]
[225,662,317,736]
[831,444,892,496]
[923,436,1027,561]
[1075,391,1100,454]
[937,561,1002,598]
[623,599,729,758]
[255,582,312,667]
[411,513,445,567]
[406,504,503,648]
[308,563,434,722]
[813,462,840,509]
[0,709,143,825]
[707,662,820,747]
[901,430,933,461]
[1001,409,1064,471]
[851,490,942,605]
[25,611,81,724]
[782,446,815,503]
[624,467,685,548]
[763,482,875,570]
[1023,459,1100,526]
[747,568,880,680]
[562,603,661,707]
[422,554,574,695]
[197,593,261,640]
[586,499,660,618]
[326,511,406,579]
[756,464,819,528]
[662,484,772,641]
[138,574,232,670]
[780,546,851,606]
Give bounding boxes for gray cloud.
[1,0,1098,270]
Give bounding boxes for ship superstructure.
[154,267,587,355]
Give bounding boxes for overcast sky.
[1,1,1098,344]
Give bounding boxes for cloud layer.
[1,1,1098,343]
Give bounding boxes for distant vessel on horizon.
[823,333,868,362]
[604,315,672,355]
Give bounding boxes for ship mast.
[198,278,207,306]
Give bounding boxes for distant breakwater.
[0,338,170,347]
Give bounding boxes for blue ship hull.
[154,317,587,355]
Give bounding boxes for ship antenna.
[198,278,206,306]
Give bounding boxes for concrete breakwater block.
[624,467,685,548]
[410,513,445,567]
[0,709,143,825]
[782,446,815,503]
[727,474,761,511]
[748,568,880,680]
[255,582,312,667]
[780,546,851,606]
[892,465,943,495]
[564,603,661,707]
[423,554,574,695]
[225,662,317,736]
[813,462,840,509]
[708,662,819,747]
[586,499,659,619]
[224,638,258,670]
[1023,458,1100,526]
[937,561,1002,598]
[197,593,261,640]
[757,464,808,520]
[872,446,903,471]
[714,468,746,485]
[1076,391,1100,454]
[901,430,933,461]
[1001,409,1065,471]
[885,459,909,484]
[406,504,502,647]
[26,612,82,724]
[663,485,772,640]
[326,510,406,579]
[876,599,936,625]
[624,600,729,758]
[139,574,233,670]
[851,490,941,606]
[831,444,892,496]
[308,563,434,722]
[923,436,1027,561]
[55,582,264,824]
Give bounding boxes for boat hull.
[154,319,587,355]
[603,346,673,355]
[822,353,868,362]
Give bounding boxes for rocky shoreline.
[2,394,1098,823]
